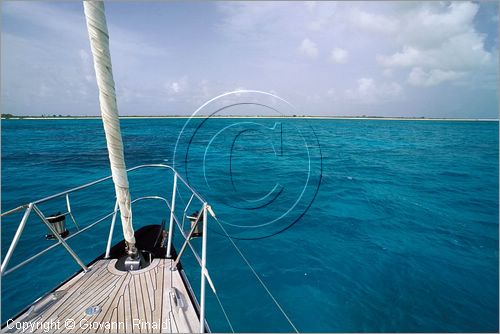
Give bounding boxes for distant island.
[1,113,498,121]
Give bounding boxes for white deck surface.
[3,259,200,333]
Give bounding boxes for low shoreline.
[1,116,498,121]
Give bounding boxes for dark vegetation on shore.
[2,113,71,119]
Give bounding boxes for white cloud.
[397,2,479,49]
[378,46,424,67]
[408,68,464,87]
[171,82,181,93]
[165,76,189,95]
[330,48,348,63]
[379,32,492,71]
[350,8,398,34]
[345,77,402,104]
[299,38,319,59]
[377,2,495,87]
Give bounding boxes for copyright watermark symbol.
[64,319,75,330]
[173,90,322,239]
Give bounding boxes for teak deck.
[3,259,201,333]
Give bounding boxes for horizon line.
[2,115,498,121]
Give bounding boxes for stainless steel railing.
[0,164,215,332]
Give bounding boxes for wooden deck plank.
[33,262,111,334]
[139,273,152,328]
[86,275,130,333]
[56,274,121,333]
[66,273,120,317]
[136,272,148,333]
[129,275,141,333]
[81,272,130,333]
[122,274,133,334]
[36,261,109,325]
[52,263,111,322]
[3,259,202,334]
[152,262,163,334]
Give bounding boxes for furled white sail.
[83,1,136,251]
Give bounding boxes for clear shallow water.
[1,119,498,332]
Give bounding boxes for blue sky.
[1,1,498,117]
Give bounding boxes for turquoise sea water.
[1,118,498,332]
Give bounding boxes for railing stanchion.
[1,203,34,275]
[32,205,89,273]
[171,204,204,269]
[199,203,208,333]
[166,173,178,258]
[105,199,120,258]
